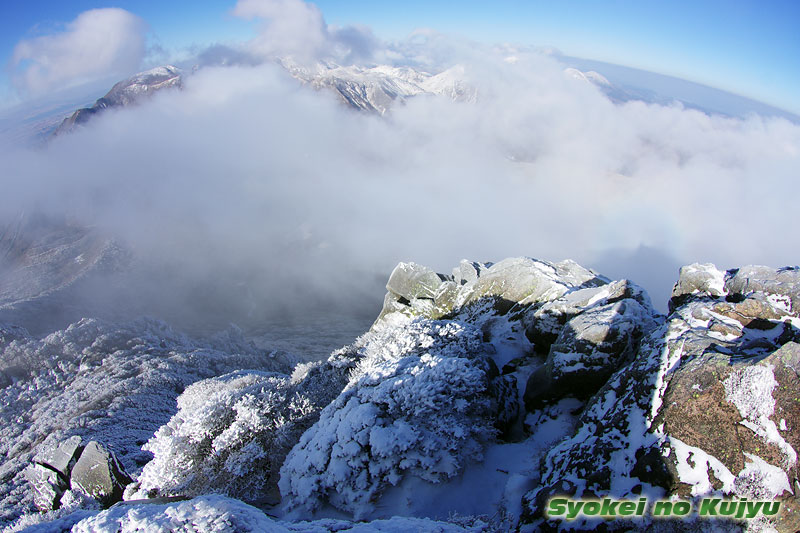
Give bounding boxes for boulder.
[726,265,800,315]
[23,436,84,511]
[462,258,602,311]
[451,260,490,286]
[23,463,65,511]
[385,262,444,301]
[36,435,83,479]
[523,278,652,353]
[669,262,727,311]
[432,281,459,319]
[70,441,132,507]
[376,257,606,326]
[524,298,658,408]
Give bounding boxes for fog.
[1,9,799,330]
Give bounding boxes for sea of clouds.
[2,0,798,326]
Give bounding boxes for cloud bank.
[231,0,381,65]
[9,8,147,96]
[1,1,798,330]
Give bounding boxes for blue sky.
[1,0,799,114]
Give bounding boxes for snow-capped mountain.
[279,59,477,114]
[44,61,475,135]
[52,66,183,135]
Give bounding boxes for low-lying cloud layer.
[1,1,798,329]
[9,8,147,97]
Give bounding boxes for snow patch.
[669,436,735,495]
[723,364,797,468]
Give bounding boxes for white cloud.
[10,8,147,96]
[232,0,381,65]
[233,0,329,62]
[1,35,798,324]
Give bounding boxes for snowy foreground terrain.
[1,239,799,531]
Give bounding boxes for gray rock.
[23,463,65,511]
[726,265,800,315]
[523,279,649,353]
[463,258,602,311]
[385,262,444,301]
[70,441,131,507]
[376,291,410,321]
[35,436,83,479]
[670,263,727,308]
[524,299,658,408]
[432,281,459,318]
[23,436,84,511]
[451,260,490,286]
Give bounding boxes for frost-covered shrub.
[134,370,317,504]
[132,336,363,504]
[0,317,296,527]
[279,318,517,517]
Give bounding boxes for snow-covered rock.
[376,257,604,325]
[522,263,800,532]
[69,441,131,507]
[525,297,660,407]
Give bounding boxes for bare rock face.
[69,441,132,507]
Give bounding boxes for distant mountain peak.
[53,65,183,136]
[279,59,476,114]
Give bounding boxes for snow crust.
[23,494,477,533]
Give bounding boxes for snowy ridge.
[280,59,477,113]
[52,66,183,135]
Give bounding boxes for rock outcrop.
[523,263,800,532]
